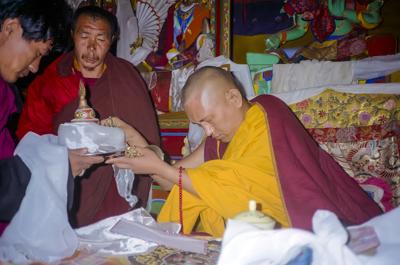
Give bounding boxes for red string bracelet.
[178,166,184,234]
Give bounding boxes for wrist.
[126,135,148,147]
[146,144,165,161]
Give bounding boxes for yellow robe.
[158,104,289,237]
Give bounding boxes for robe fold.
[158,95,381,237]
[0,77,17,160]
[17,52,160,227]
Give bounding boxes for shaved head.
[181,66,246,107]
[182,66,250,143]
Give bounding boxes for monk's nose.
[88,39,97,51]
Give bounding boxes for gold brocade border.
[220,0,231,58]
[209,0,216,57]
[159,120,190,129]
[158,111,190,129]
[209,0,231,58]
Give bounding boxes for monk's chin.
[82,65,96,72]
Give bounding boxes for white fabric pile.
[271,53,400,94]
[0,133,78,263]
[218,208,400,265]
[75,208,180,256]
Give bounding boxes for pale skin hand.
[101,116,175,189]
[102,116,205,193]
[152,140,206,191]
[68,148,104,177]
[106,146,199,197]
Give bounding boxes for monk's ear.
[1,18,21,37]
[225,88,243,107]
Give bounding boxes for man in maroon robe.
[17,6,160,227]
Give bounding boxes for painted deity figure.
[167,0,212,68]
[265,0,384,61]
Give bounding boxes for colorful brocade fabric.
[289,89,400,211]
[289,89,400,129]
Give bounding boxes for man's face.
[0,19,52,83]
[73,14,112,73]
[185,81,242,143]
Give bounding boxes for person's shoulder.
[251,94,275,102]
[35,54,66,80]
[108,54,137,70]
[251,94,288,109]
[27,53,69,91]
[107,54,143,80]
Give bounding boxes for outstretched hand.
[106,146,165,175]
[101,116,148,147]
[68,148,104,177]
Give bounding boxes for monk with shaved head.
[107,66,381,237]
[182,66,249,143]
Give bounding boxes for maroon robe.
[205,95,381,230]
[51,52,160,227]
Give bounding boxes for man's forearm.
[151,174,174,191]
[157,163,198,197]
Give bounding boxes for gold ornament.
[125,145,143,158]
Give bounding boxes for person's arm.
[103,116,205,193]
[106,146,199,196]
[101,116,148,147]
[174,140,205,169]
[156,139,206,190]
[151,140,206,191]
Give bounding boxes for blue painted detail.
[161,132,188,137]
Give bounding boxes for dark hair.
[182,66,247,104]
[71,5,119,43]
[0,0,72,52]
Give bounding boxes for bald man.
[106,66,381,237]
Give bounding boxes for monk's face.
[72,14,112,76]
[185,79,244,143]
[0,18,52,83]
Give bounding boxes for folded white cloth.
[75,208,180,256]
[272,60,353,93]
[353,53,400,80]
[218,210,361,265]
[271,82,400,105]
[218,208,400,265]
[0,133,78,263]
[271,53,400,94]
